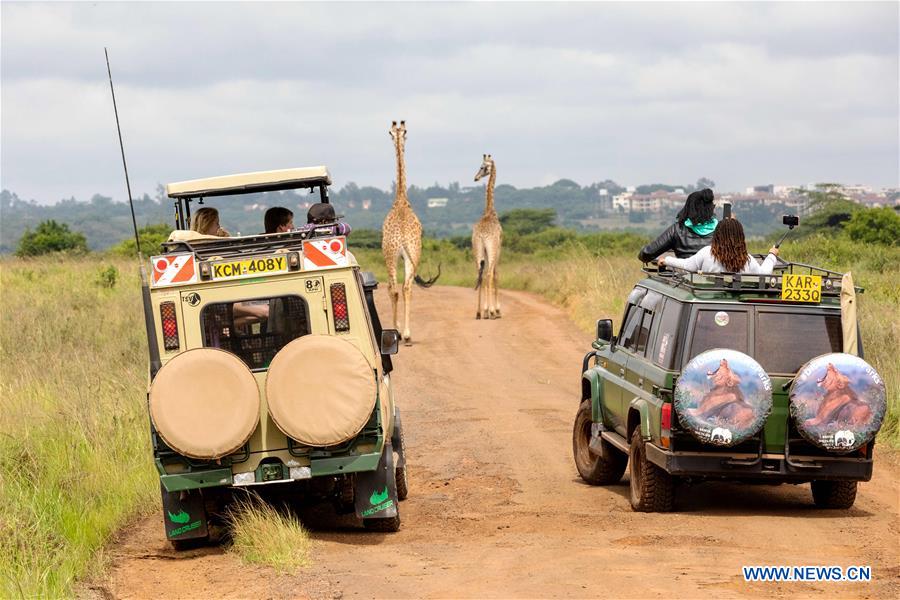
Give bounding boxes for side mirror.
[596,319,613,342]
[380,329,401,355]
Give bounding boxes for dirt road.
[96,285,899,599]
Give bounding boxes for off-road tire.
[811,480,857,509]
[395,425,409,501]
[629,429,675,512]
[573,400,627,485]
[363,514,401,532]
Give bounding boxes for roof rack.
[643,256,862,298]
[160,225,342,261]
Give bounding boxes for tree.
[844,207,900,246]
[499,208,556,236]
[16,220,88,256]
[108,223,172,256]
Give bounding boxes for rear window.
[689,308,749,358]
[201,295,310,370]
[756,312,842,374]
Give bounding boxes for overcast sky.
[1,1,897,204]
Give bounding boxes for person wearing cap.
[300,203,352,237]
[638,188,718,262]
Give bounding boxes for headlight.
[233,471,255,486]
[289,466,312,480]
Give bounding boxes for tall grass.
[0,257,158,597]
[226,495,312,572]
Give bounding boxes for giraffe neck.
[394,140,409,207]
[484,166,496,215]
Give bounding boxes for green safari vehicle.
[573,261,886,512]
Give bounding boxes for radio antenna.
[105,48,162,377]
[104,47,143,258]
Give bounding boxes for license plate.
[211,255,287,280]
[781,274,822,303]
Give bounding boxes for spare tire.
[266,335,377,447]
[150,348,260,459]
[675,349,772,447]
[789,353,886,453]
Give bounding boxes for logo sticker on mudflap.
[161,489,208,541]
[355,442,399,519]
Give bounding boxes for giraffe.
[472,154,503,320]
[382,120,439,345]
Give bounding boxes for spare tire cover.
[266,335,376,447]
[675,349,772,447]
[789,353,886,453]
[150,348,260,459]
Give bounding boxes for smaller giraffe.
[472,154,503,319]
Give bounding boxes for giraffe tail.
[415,263,441,288]
[474,259,485,290]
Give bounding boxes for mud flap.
[354,441,399,520]
[160,485,209,541]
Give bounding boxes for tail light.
[330,283,350,332]
[159,301,180,351]
[660,402,672,449]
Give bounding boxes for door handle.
[619,368,626,377]
[638,377,644,387]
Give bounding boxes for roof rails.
[643,256,861,298]
[161,225,341,261]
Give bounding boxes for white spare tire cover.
[675,349,772,447]
[266,335,376,447]
[789,353,886,453]
[149,348,260,459]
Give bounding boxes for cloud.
[1,1,897,204]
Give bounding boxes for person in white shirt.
[659,218,779,274]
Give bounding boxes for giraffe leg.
[485,249,499,319]
[401,248,416,345]
[473,237,485,319]
[384,251,400,331]
[492,263,501,318]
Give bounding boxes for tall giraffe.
[382,120,438,345]
[472,154,503,319]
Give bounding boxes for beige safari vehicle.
[144,167,407,545]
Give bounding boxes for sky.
[1,1,898,205]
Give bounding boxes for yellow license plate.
[211,255,287,280]
[781,274,822,303]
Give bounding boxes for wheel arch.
[627,398,651,442]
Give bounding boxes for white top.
[664,246,777,274]
[166,166,331,198]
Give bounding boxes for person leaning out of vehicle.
[190,207,230,237]
[659,218,779,274]
[637,188,717,262]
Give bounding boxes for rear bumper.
[645,443,873,482]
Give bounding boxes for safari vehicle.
[573,260,886,512]
[143,167,408,545]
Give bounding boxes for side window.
[652,299,685,369]
[688,308,749,360]
[619,305,644,350]
[201,295,310,370]
[618,286,648,344]
[634,291,663,355]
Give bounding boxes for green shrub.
[107,223,171,257]
[16,220,88,257]
[845,207,900,246]
[95,265,119,288]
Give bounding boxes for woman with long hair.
[638,188,717,262]
[660,218,779,274]
[190,207,229,237]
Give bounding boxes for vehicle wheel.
[573,400,627,485]
[629,428,675,512]
[363,514,401,532]
[395,425,409,501]
[811,480,857,509]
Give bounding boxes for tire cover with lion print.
[789,353,886,453]
[674,349,772,447]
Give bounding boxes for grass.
[0,232,897,596]
[0,257,158,597]
[226,495,312,572]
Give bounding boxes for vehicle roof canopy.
[166,166,332,199]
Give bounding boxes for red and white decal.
[150,254,197,286]
[302,237,348,270]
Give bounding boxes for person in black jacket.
[638,188,718,262]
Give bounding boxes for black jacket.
[638,223,712,262]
